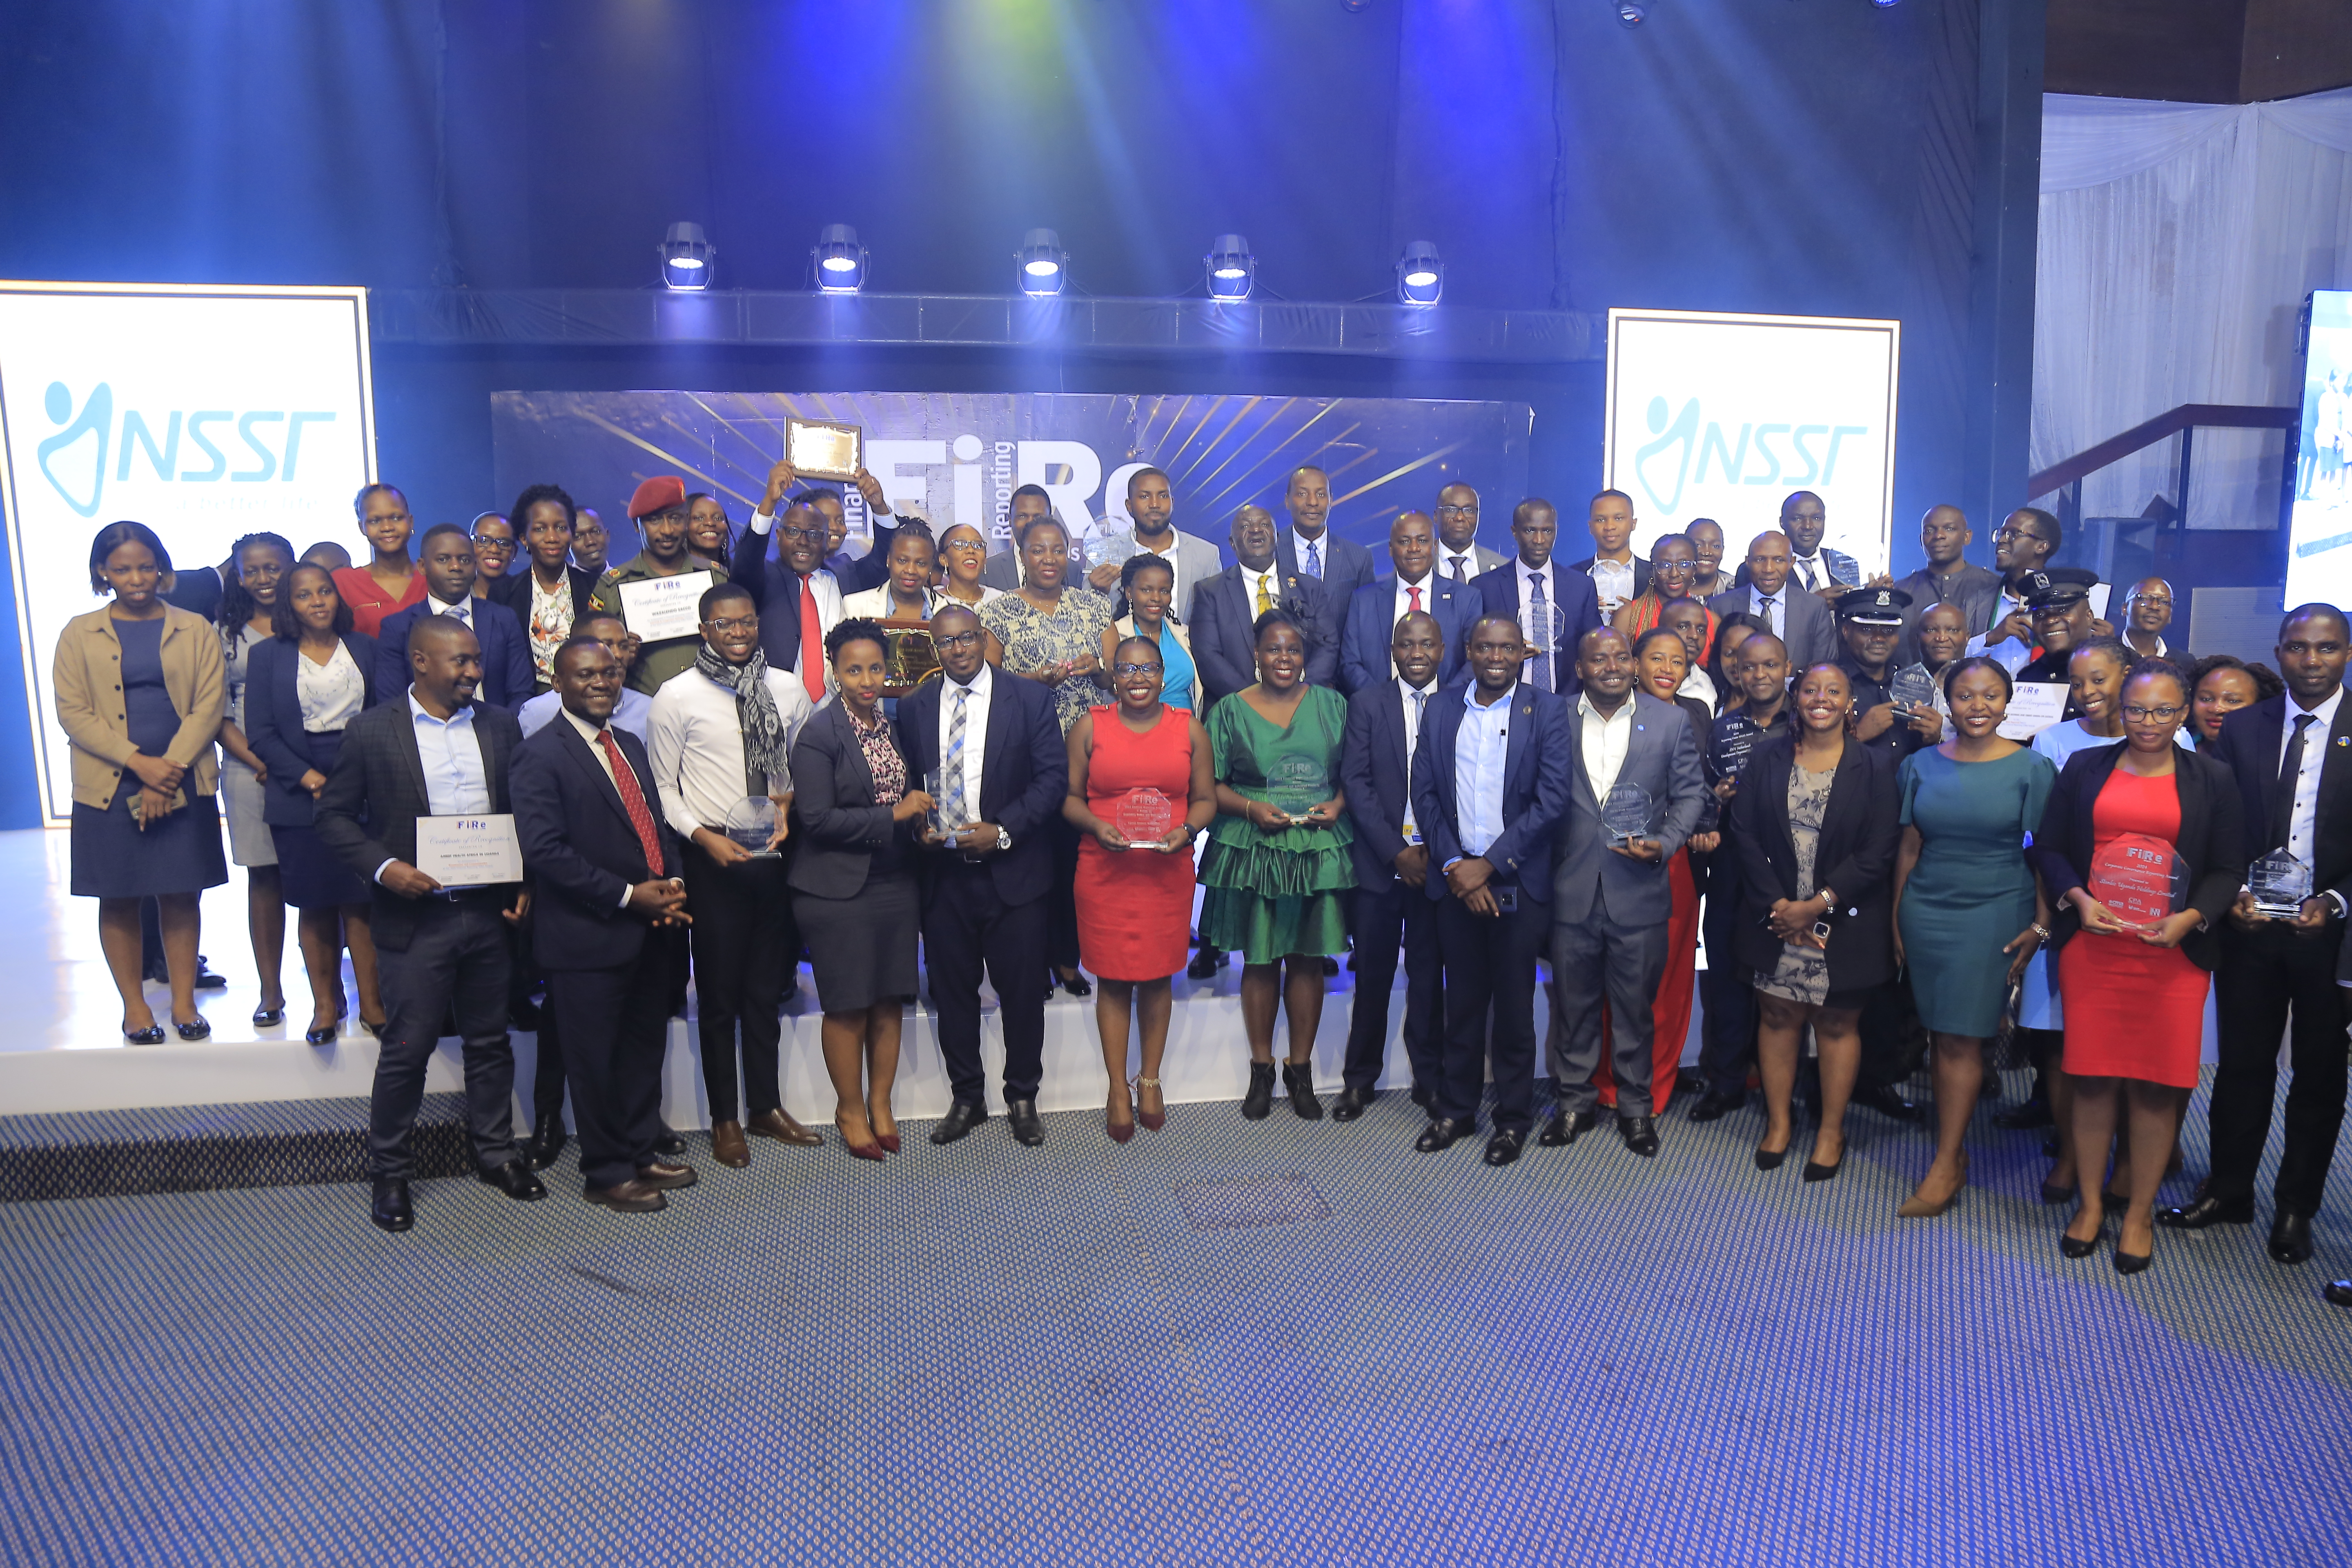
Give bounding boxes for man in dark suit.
[1340,510,1471,695]
[2165,604,2352,1267]
[730,457,907,693]
[1708,530,1838,672]
[314,617,541,1233]
[376,524,535,709]
[1335,611,1450,1121]
[1434,483,1507,586]
[1564,488,1650,619]
[1545,627,1706,1158]
[1275,464,1376,608]
[897,605,1070,1147]
[1473,498,1606,697]
[1410,615,1575,1165]
[511,637,697,1212]
[488,482,603,693]
[1892,504,2004,665]
[1190,504,1341,703]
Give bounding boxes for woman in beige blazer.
[55,522,229,1042]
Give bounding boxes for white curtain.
[2032,87,2352,528]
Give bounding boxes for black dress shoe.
[1619,1115,1660,1158]
[252,1005,285,1027]
[525,1109,568,1170]
[635,1160,698,1190]
[1241,1062,1276,1121]
[1851,1082,1921,1123]
[1483,1126,1526,1167]
[930,1099,988,1145]
[1415,1117,1473,1152]
[653,1127,687,1158]
[1281,1062,1323,1120]
[2158,1194,2254,1230]
[1686,1088,1743,1124]
[1993,1097,2053,1130]
[192,958,229,991]
[1186,947,1225,981]
[2323,1279,2352,1308]
[1539,1108,1597,1147]
[479,1158,546,1201]
[2270,1210,2316,1266]
[1007,1097,1047,1147]
[370,1178,412,1233]
[1330,1084,1376,1123]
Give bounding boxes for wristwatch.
[996,826,1012,851]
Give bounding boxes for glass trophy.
[2249,850,2314,919]
[1267,755,1330,824]
[1890,663,1938,714]
[924,767,958,846]
[1709,713,1760,785]
[1114,787,1178,850]
[1601,782,1655,845]
[2087,832,2186,931]
[722,796,781,859]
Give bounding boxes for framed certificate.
[1995,680,2069,741]
[786,417,862,482]
[615,573,706,644]
[416,814,523,888]
[878,617,940,697]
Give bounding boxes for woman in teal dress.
[1892,656,2056,1217]
[1199,609,1354,1122]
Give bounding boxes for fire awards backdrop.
[490,392,1533,561]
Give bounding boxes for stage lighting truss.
[812,224,867,294]
[1396,241,1443,306]
[1205,234,1256,301]
[1018,228,1069,298]
[659,221,715,290]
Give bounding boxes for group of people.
[52,465,2352,1307]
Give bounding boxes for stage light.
[1396,241,1443,306]
[1017,228,1068,297]
[1205,234,1256,301]
[659,221,714,290]
[1616,0,1648,24]
[812,224,867,294]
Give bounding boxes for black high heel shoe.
[2114,1247,2153,1276]
[2060,1209,2103,1259]
[304,1021,339,1046]
[1803,1158,1844,1183]
[252,1004,286,1027]
[1754,1145,1788,1172]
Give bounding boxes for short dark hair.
[1015,513,1069,552]
[269,563,354,641]
[419,522,471,553]
[1112,635,1163,668]
[2015,506,2063,550]
[551,635,620,678]
[352,482,405,517]
[87,521,172,592]
[1940,654,2015,705]
[1126,467,1169,497]
[2279,602,2352,641]
[510,483,577,532]
[1512,497,1558,529]
[2067,634,2132,672]
[795,486,844,510]
[2187,652,2285,704]
[1010,483,1052,507]
[1251,606,1307,647]
[698,581,755,621]
[1632,625,1688,665]
[2121,655,2190,705]
[1588,488,1633,512]
[826,615,889,663]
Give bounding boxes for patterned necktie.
[1304,539,1322,579]
[1797,557,1818,591]
[1760,595,1779,637]
[599,729,665,877]
[795,572,825,704]
[1527,572,1552,693]
[2274,712,2315,853]
[944,686,968,830]
[443,599,470,629]
[1256,573,1274,616]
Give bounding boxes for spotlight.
[1205,234,1256,301]
[811,224,867,294]
[1871,0,1900,7]
[1396,241,1443,306]
[659,221,715,290]
[1615,0,1647,24]
[1017,228,1068,298]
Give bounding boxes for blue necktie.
[1303,538,1322,579]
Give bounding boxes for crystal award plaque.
[1601,782,1655,845]
[1114,787,1177,850]
[924,767,959,845]
[2249,850,2314,919]
[2087,832,2186,931]
[1267,755,1330,824]
[1890,663,1939,713]
[1709,713,1760,785]
[722,796,781,859]
[785,417,862,482]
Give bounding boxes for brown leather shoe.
[711,1120,751,1168]
[584,1178,668,1212]
[635,1160,699,1191]
[746,1107,822,1147]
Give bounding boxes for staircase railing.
[2027,403,2299,571]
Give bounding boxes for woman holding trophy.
[2034,659,2244,1273]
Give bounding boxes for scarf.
[693,641,790,790]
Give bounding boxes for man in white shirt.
[1434,483,1506,585]
[645,582,821,1167]
[1568,489,1648,619]
[2120,577,2176,659]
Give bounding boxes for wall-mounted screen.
[2285,290,2352,608]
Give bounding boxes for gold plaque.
[786,417,862,482]
[878,617,940,697]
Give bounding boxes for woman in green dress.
[1891,656,2056,1217]
[1200,609,1355,1121]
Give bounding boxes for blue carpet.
[2,1069,2349,1566]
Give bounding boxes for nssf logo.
[31,381,339,517]
[1632,395,1873,513]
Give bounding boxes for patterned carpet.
[2,1069,2348,1567]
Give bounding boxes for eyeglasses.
[1112,662,1164,677]
[776,526,824,543]
[2122,704,2185,722]
[1992,526,2047,545]
[1436,503,1477,517]
[940,539,985,553]
[932,630,984,651]
[704,617,757,635]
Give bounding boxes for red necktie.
[796,573,825,704]
[1407,584,1423,612]
[599,729,665,878]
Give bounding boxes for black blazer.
[729,513,906,676]
[1408,682,1575,904]
[312,697,525,951]
[1728,733,1901,991]
[1340,678,1434,889]
[510,715,679,973]
[374,598,535,711]
[1188,565,1341,704]
[786,700,914,899]
[245,633,380,828]
[2032,741,2245,973]
[2208,693,2352,913]
[894,670,1068,906]
[1471,559,1608,686]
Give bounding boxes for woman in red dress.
[2035,660,2244,1274]
[331,483,428,639]
[1064,636,1216,1142]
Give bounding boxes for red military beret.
[627,475,687,519]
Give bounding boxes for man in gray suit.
[1435,482,1508,586]
[1083,466,1225,623]
[1708,531,1838,671]
[1544,627,1706,1157]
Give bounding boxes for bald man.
[1275,464,1377,605]
[1891,504,2003,666]
[1706,531,1838,670]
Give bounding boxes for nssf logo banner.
[1603,308,1899,575]
[0,283,376,820]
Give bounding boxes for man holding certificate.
[591,476,726,695]
[314,616,538,1234]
